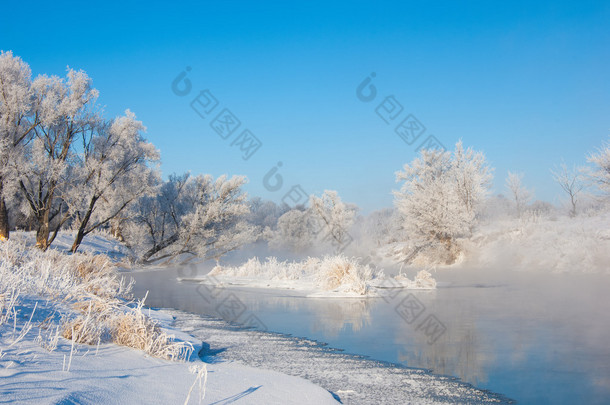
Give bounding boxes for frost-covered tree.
[247,197,289,231]
[394,141,492,263]
[309,190,357,251]
[0,51,36,240]
[505,171,533,218]
[588,137,610,196]
[123,172,189,260]
[452,141,493,221]
[551,163,587,217]
[268,208,318,252]
[357,208,401,247]
[479,194,513,221]
[124,173,256,263]
[65,110,160,253]
[18,68,99,249]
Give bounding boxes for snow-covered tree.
[452,140,493,221]
[65,110,160,253]
[0,51,36,240]
[268,208,318,252]
[309,190,358,252]
[124,173,256,263]
[394,141,492,263]
[356,208,401,247]
[588,137,610,196]
[551,162,587,217]
[247,197,289,231]
[505,171,533,218]
[18,68,99,249]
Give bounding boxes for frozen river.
[130,266,610,404]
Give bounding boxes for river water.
[130,266,610,404]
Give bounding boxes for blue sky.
[2,1,609,212]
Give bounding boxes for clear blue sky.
[2,1,609,212]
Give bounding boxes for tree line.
[2,51,609,265]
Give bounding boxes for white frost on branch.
[588,137,610,197]
[394,141,492,264]
[64,109,160,252]
[124,173,256,263]
[505,171,533,218]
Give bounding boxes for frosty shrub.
[211,255,379,295]
[209,256,306,280]
[314,255,373,295]
[0,239,192,362]
[112,299,193,361]
[413,270,437,289]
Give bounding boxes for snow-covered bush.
[210,256,305,280]
[394,269,437,289]
[314,255,373,295]
[210,255,379,295]
[111,299,193,361]
[0,239,193,361]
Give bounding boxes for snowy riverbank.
[1,232,510,404]
[0,297,340,404]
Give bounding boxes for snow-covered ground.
[0,298,339,404]
[10,230,132,262]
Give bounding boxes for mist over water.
[131,262,610,404]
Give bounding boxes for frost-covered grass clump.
[0,239,192,361]
[395,269,437,289]
[313,255,374,295]
[209,256,311,280]
[210,255,381,295]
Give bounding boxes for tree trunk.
[111,218,125,242]
[71,195,98,253]
[35,211,51,250]
[0,196,9,241]
[71,227,86,254]
[142,233,180,263]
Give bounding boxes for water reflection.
[130,267,610,404]
[396,311,493,386]
[310,299,372,337]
